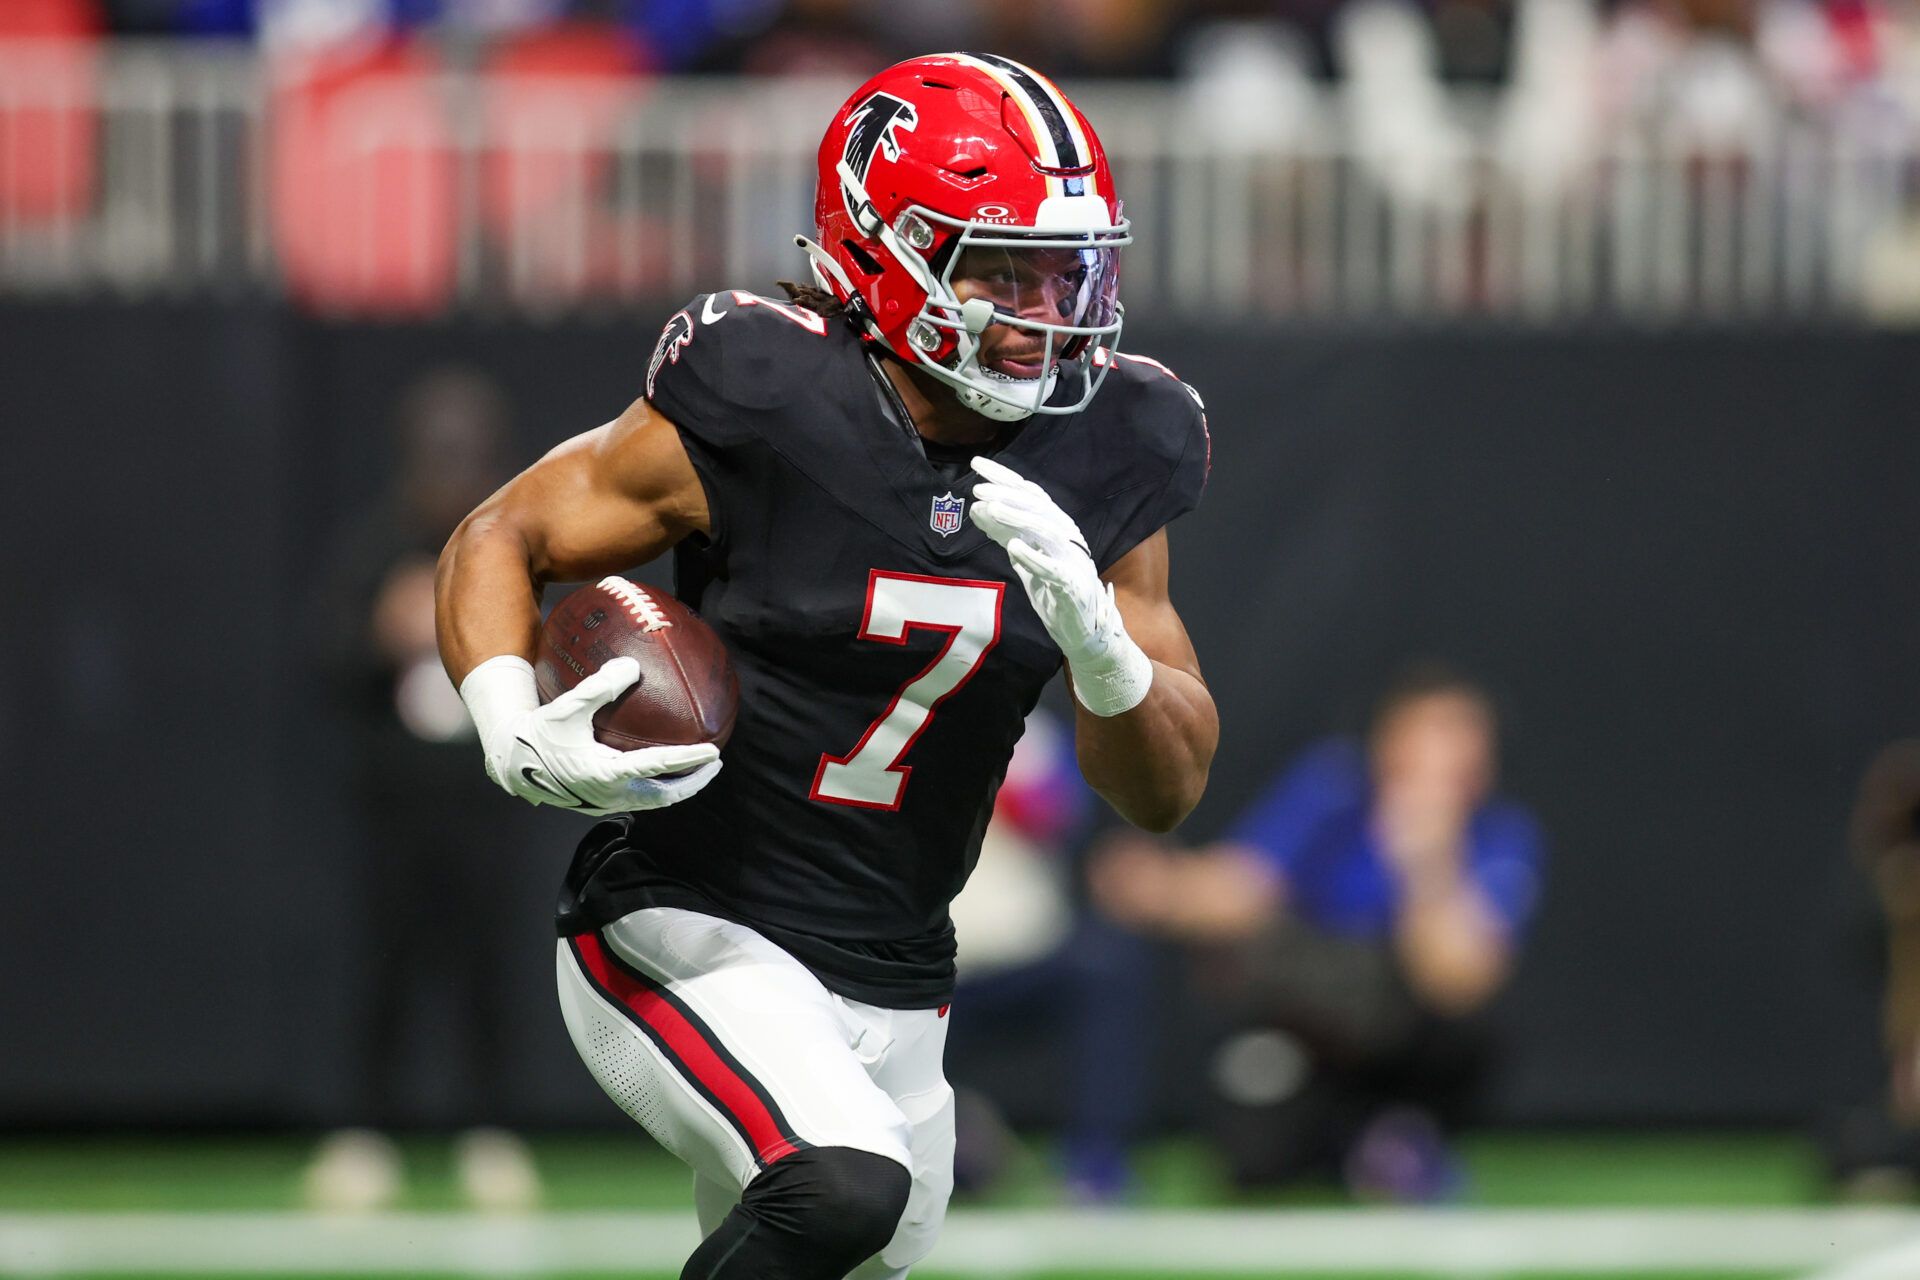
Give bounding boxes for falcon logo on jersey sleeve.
[646,310,695,400]
[840,92,918,220]
[930,492,966,537]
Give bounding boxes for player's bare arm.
[1074,529,1217,832]
[435,396,719,816]
[435,395,708,685]
[968,457,1214,833]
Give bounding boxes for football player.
[436,53,1216,1280]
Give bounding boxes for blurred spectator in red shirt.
[0,0,101,229]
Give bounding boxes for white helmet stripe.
[945,52,1068,197]
[1043,78,1097,197]
[969,53,1078,167]
[944,54,1052,171]
[963,52,1099,200]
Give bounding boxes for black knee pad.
[744,1145,911,1267]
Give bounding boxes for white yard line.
[1,1208,1917,1276]
[1797,1232,1920,1280]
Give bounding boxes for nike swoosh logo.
[701,294,729,325]
[515,739,589,807]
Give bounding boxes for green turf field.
[0,1274,1802,1280]
[0,1131,1829,1212]
[0,1274,1803,1280]
[0,1132,1900,1280]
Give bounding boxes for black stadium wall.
[3,300,1916,1130]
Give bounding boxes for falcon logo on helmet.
[796,53,1131,424]
[840,92,918,224]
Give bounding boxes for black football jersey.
[555,289,1209,1007]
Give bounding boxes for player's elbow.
[439,508,481,577]
[1131,805,1188,835]
[441,508,533,582]
[444,505,502,557]
[1114,773,1208,834]
[434,509,538,644]
[435,513,477,605]
[1089,729,1215,833]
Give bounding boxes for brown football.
[534,576,739,752]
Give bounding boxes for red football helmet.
[800,53,1129,422]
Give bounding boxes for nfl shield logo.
[929,492,965,537]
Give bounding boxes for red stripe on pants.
[572,931,800,1165]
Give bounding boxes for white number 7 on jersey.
[810,571,1006,811]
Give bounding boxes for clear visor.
[943,242,1120,334]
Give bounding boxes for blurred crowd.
[11,0,1920,318]
[11,0,1920,118]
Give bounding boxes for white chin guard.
[954,365,1058,422]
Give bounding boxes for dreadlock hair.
[776,280,846,317]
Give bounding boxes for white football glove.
[458,655,721,815]
[968,455,1154,718]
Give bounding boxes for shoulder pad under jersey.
[1086,348,1212,567]
[643,290,844,447]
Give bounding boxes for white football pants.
[556,907,955,1279]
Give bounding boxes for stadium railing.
[2,37,1916,322]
